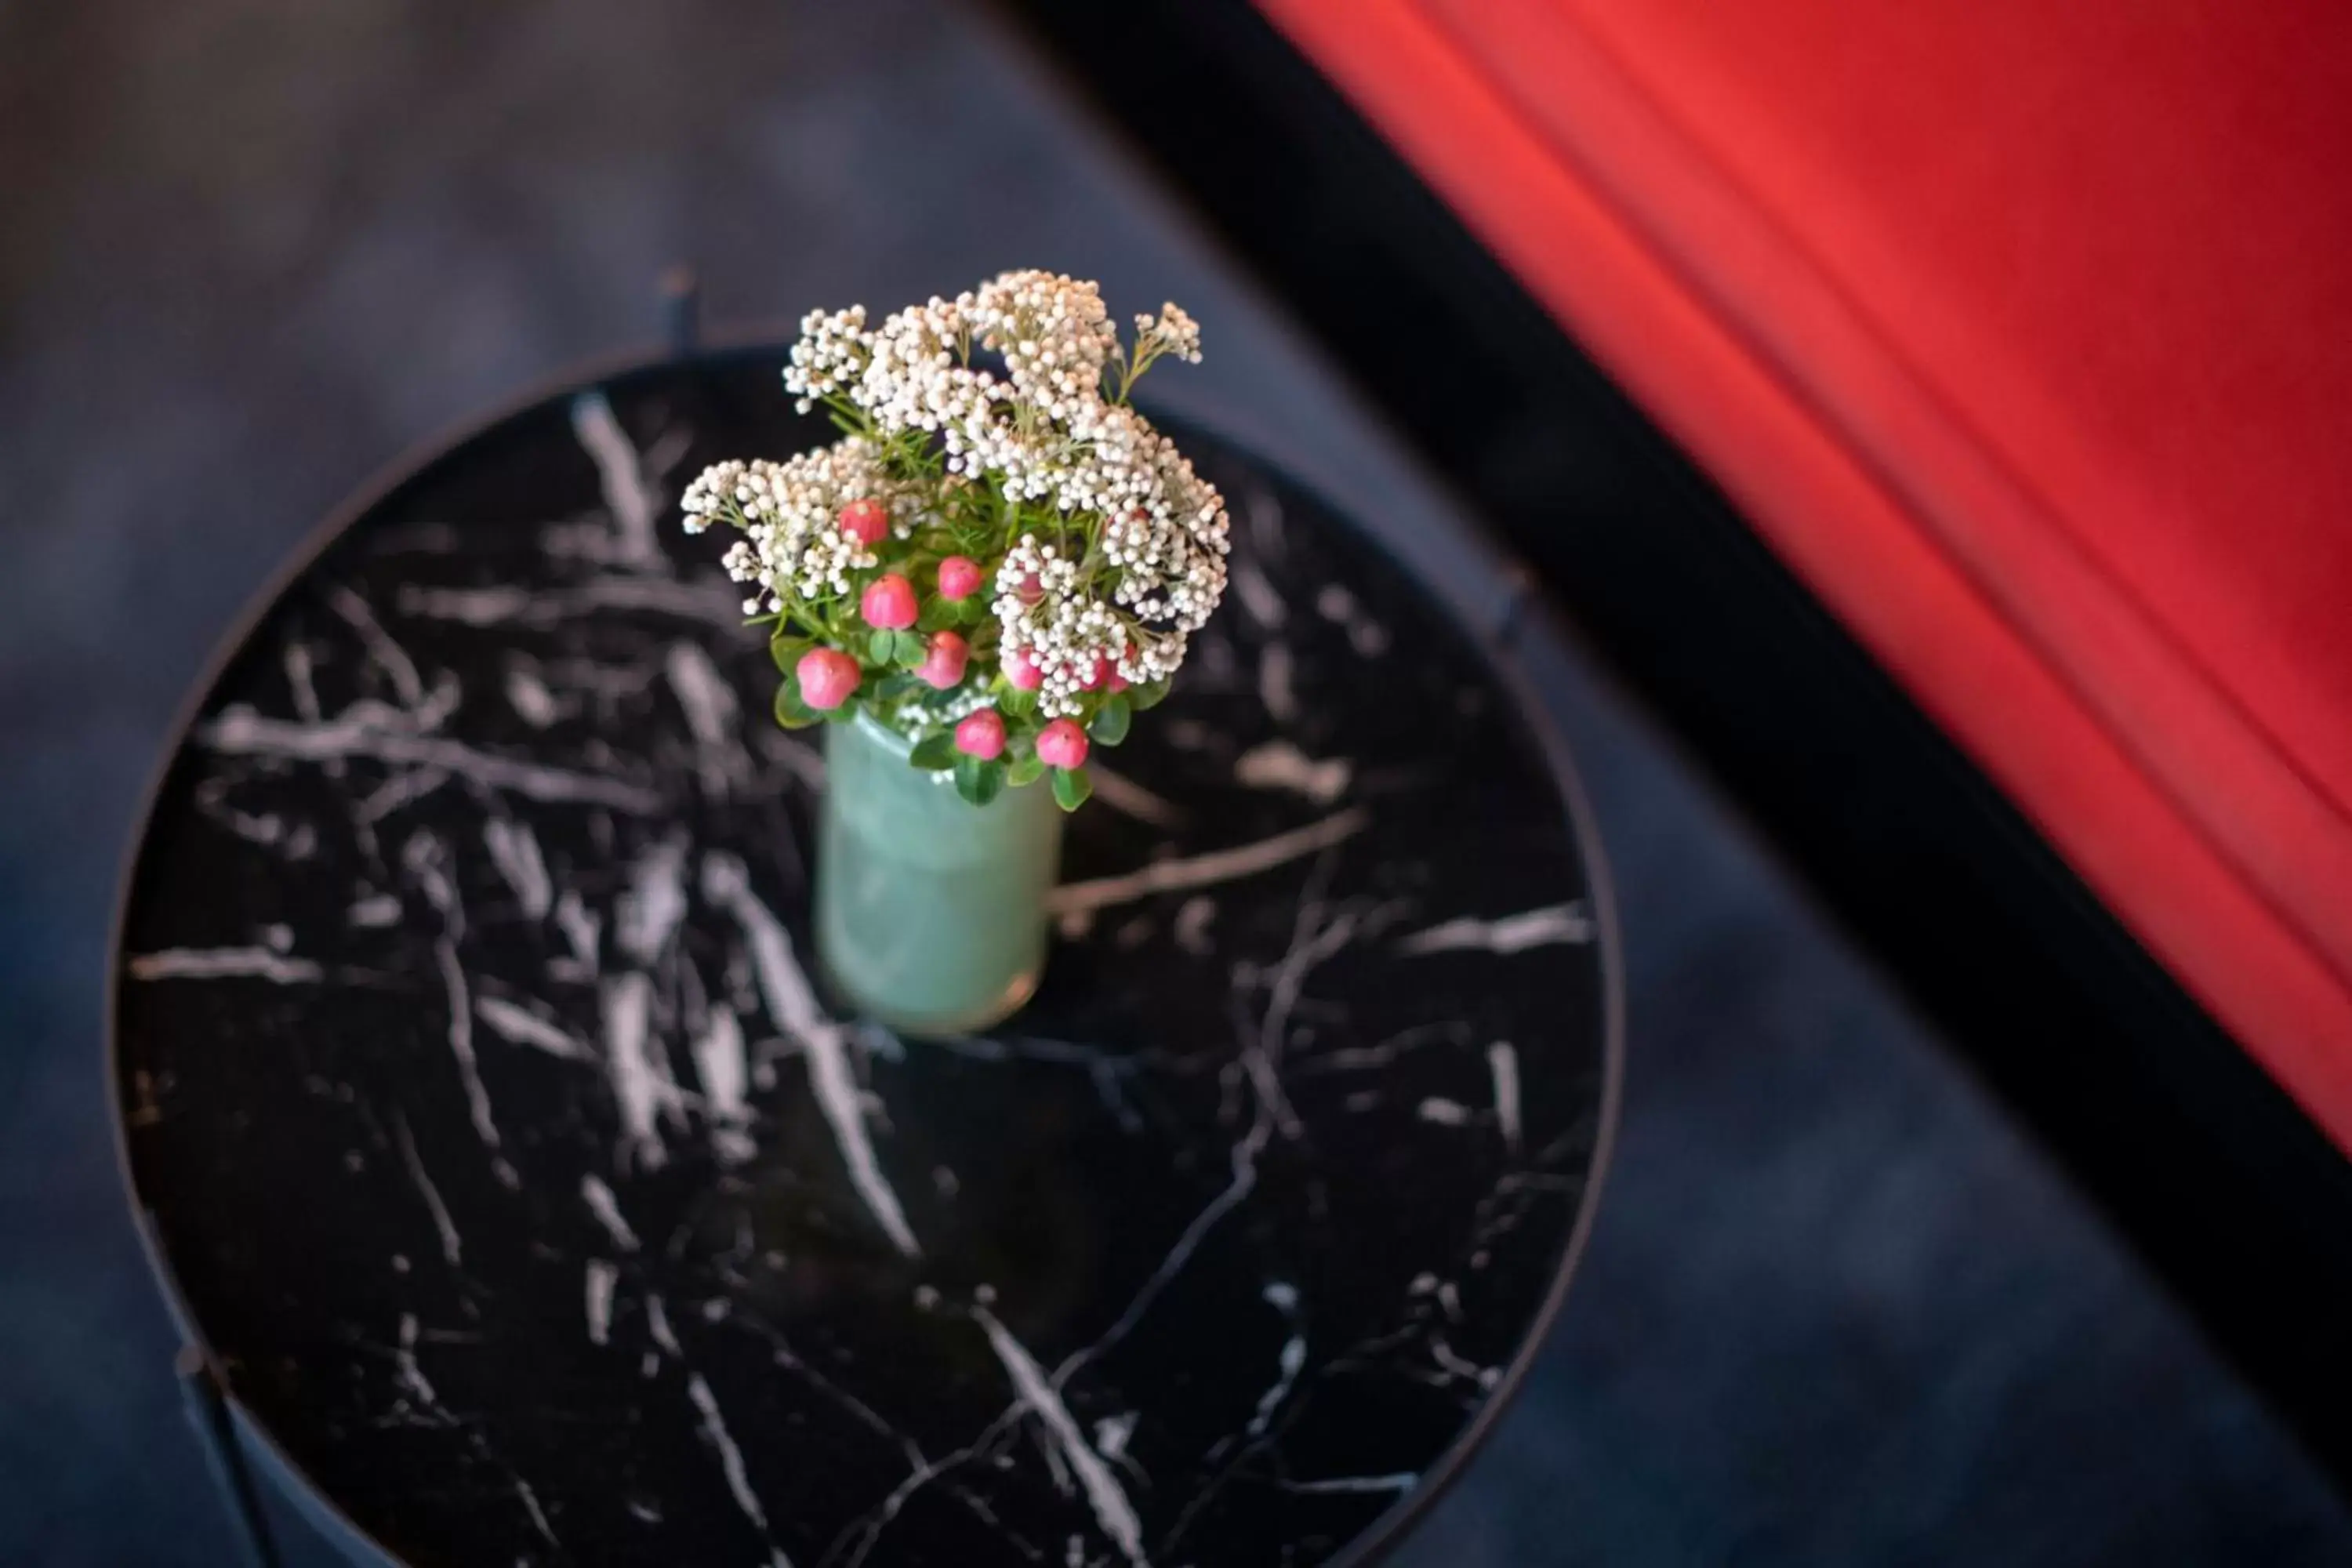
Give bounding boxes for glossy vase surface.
[815,711,1062,1036]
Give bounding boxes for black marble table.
[109,347,1619,1568]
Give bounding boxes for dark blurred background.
[5,2,2348,1563]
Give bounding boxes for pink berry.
[936,556,983,601]
[954,709,1006,760]
[796,648,861,711]
[837,498,889,546]
[1004,648,1044,691]
[860,573,918,630]
[1002,568,1044,606]
[1079,655,1112,691]
[1036,718,1089,771]
[915,630,970,690]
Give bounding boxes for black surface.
[109,350,1616,1568]
[995,0,2352,1480]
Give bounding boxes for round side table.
[111,345,1619,1568]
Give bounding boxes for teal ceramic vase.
[815,710,1064,1036]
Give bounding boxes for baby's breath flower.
[685,269,1230,738]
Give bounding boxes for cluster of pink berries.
[686,276,1219,812]
[783,499,1095,785]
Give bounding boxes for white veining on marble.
[1417,1098,1472,1127]
[1288,1020,1472,1080]
[687,1370,794,1567]
[693,1004,757,1167]
[827,1405,1028,1568]
[1171,896,1217,956]
[645,1293,682,1356]
[282,637,328,731]
[975,1305,1147,1566]
[510,1475,561,1548]
[1313,583,1391,656]
[397,575,741,630]
[505,662,561,728]
[580,1173,642,1252]
[754,727,829,793]
[393,1110,463,1269]
[127,947,323,984]
[1279,1472,1418,1495]
[1247,1283,1306,1439]
[645,1289,793,1566]
[1093,1412,1137,1464]
[474,996,594,1062]
[1257,643,1298,724]
[705,855,920,1258]
[482,819,553,920]
[554,891,601,976]
[409,829,510,1181]
[201,706,662,813]
[382,1312,561,1548]
[665,642,745,798]
[585,1259,619,1346]
[1063,873,1363,1396]
[1047,808,1370,919]
[1233,741,1352,805]
[353,764,452,823]
[349,893,402,927]
[1429,1334,1500,1391]
[325,583,428,708]
[1398,902,1593,956]
[192,782,317,858]
[1231,558,1285,630]
[1486,1041,1523,1154]
[392,1312,441,1414]
[571,390,664,569]
[430,936,514,1186]
[1084,764,1185,829]
[618,833,691,966]
[601,972,677,1172]
[1034,1425,1076,1496]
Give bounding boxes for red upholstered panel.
[1258,0,2352,1148]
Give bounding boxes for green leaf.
[1007,754,1046,787]
[953,753,1007,806]
[892,630,929,670]
[868,629,898,664]
[918,600,958,634]
[909,731,958,771]
[773,678,819,731]
[1089,694,1132,747]
[1129,679,1171,711]
[769,634,813,676]
[1051,766,1094,812]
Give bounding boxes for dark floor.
[3,2,2347,1564]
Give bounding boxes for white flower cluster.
[777,270,1231,716]
[1131,303,1203,369]
[680,441,918,612]
[874,677,996,742]
[993,533,1140,713]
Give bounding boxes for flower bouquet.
[681,271,1230,1033]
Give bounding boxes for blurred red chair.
[1008,0,2352,1474]
[1260,0,2352,1156]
